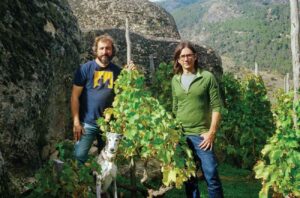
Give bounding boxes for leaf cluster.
[97,68,196,189]
[150,62,174,112]
[26,141,101,198]
[216,73,275,169]
[254,91,300,197]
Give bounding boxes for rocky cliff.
[0,0,81,195]
[68,0,180,38]
[68,0,223,76]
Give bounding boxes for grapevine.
[254,91,300,197]
[97,68,196,195]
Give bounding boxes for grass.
[165,163,261,198]
[117,163,262,197]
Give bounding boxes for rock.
[203,1,241,23]
[67,0,180,39]
[0,150,12,196]
[89,146,99,156]
[49,150,59,161]
[82,29,223,79]
[68,0,223,78]
[0,0,81,195]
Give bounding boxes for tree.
[290,0,300,130]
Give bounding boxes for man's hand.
[125,60,137,70]
[73,123,84,141]
[199,131,216,151]
[104,113,111,122]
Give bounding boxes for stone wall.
[82,29,223,78]
[0,0,81,195]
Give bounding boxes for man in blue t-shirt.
[71,34,122,164]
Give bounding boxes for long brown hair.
[173,41,198,74]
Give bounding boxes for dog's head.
[104,132,123,159]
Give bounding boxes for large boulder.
[0,150,12,197]
[0,0,81,195]
[68,0,223,77]
[67,0,180,39]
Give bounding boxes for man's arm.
[199,73,222,150]
[199,111,221,150]
[209,111,221,135]
[171,78,178,117]
[71,85,84,141]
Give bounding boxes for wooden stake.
[254,62,258,76]
[125,18,132,65]
[285,73,290,93]
[290,0,300,129]
[149,54,155,83]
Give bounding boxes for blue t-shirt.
[73,60,122,125]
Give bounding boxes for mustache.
[99,54,112,60]
[97,54,112,66]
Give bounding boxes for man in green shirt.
[172,41,224,198]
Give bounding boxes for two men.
[71,34,223,197]
[172,41,224,198]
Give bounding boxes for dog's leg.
[112,164,118,198]
[114,178,118,198]
[96,180,102,198]
[93,171,101,198]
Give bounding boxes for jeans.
[74,122,104,164]
[185,135,224,198]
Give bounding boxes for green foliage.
[216,73,244,164]
[149,64,275,169]
[26,141,100,198]
[254,92,300,197]
[97,69,196,189]
[171,1,291,74]
[55,141,74,161]
[150,62,174,112]
[217,73,275,169]
[165,163,261,198]
[117,162,262,197]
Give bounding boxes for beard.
[97,54,112,66]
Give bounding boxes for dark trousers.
[185,135,224,198]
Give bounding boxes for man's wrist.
[73,119,81,126]
[209,129,217,135]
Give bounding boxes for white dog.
[93,132,122,198]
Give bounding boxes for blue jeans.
[74,123,104,164]
[185,135,224,198]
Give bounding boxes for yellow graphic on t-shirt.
[93,71,113,89]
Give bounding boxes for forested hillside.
[158,0,291,74]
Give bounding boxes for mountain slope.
[157,0,291,74]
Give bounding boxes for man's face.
[178,47,196,71]
[96,41,113,67]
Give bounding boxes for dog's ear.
[118,134,123,139]
[106,131,112,137]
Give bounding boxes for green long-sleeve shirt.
[172,69,222,135]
